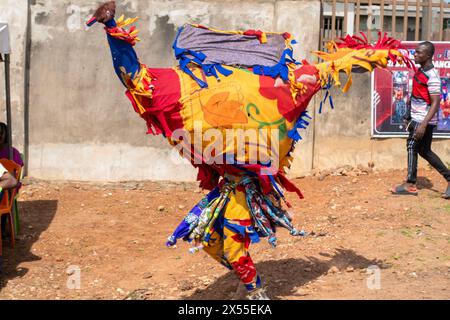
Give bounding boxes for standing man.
[391,41,450,199]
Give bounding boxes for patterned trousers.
[202,188,261,291]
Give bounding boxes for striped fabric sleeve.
[427,69,441,95]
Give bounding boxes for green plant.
[392,254,401,260]
[401,228,413,238]
[444,204,450,214]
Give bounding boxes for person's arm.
[12,148,24,167]
[403,95,412,126]
[414,94,440,140]
[0,171,17,190]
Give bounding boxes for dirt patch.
[1,169,449,300]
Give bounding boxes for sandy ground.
[0,168,449,300]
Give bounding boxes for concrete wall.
[0,0,28,154]
[26,0,321,181]
[312,73,450,174]
[0,0,448,182]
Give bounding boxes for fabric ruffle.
[167,176,306,251]
[104,15,140,46]
[314,31,413,93]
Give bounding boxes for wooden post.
[403,0,409,40]
[356,0,361,34]
[332,0,337,39]
[392,0,397,37]
[426,0,432,40]
[4,53,12,160]
[344,0,348,34]
[368,0,373,42]
[439,0,444,41]
[414,0,420,41]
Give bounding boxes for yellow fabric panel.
[221,188,252,221]
[223,226,247,263]
[174,66,295,169]
[315,47,405,93]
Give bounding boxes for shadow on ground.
[0,200,58,290]
[416,177,434,190]
[183,248,387,300]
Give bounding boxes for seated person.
[0,122,23,167]
[0,122,22,242]
[0,161,18,274]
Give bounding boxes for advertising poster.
[371,41,450,137]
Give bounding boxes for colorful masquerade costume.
[90,3,412,297]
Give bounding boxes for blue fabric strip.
[173,26,299,87]
[268,175,284,200]
[223,219,261,244]
[287,111,312,141]
[319,78,334,114]
[252,48,296,81]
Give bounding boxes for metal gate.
[321,0,450,48]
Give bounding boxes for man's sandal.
[442,185,450,199]
[390,184,418,196]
